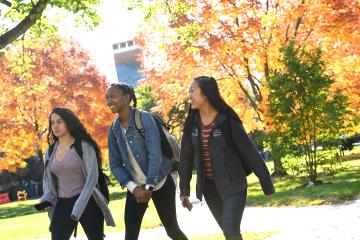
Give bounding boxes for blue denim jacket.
[108,108,172,187]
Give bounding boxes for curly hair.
[47,108,103,167]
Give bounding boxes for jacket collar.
[194,111,227,128]
[111,107,135,131]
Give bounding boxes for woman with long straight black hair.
[41,108,115,240]
[179,76,275,240]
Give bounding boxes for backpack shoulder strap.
[134,108,146,139]
[73,138,83,159]
[47,144,55,160]
[134,108,144,131]
[152,112,167,128]
[44,144,55,165]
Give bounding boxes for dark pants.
[125,176,188,240]
[203,179,247,240]
[50,195,104,240]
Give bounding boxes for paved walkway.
[69,195,360,240]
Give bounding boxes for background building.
[112,39,144,86]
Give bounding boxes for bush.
[283,150,345,180]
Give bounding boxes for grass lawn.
[246,154,360,207]
[1,146,359,239]
[185,145,360,207]
[0,188,162,239]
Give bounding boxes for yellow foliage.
[136,0,360,133]
[0,38,113,172]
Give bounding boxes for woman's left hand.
[136,187,152,203]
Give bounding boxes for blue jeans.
[203,179,247,240]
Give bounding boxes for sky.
[57,0,143,83]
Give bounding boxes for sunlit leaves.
[134,0,359,133]
[0,38,113,172]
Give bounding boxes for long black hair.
[183,76,241,137]
[110,82,137,108]
[47,108,103,167]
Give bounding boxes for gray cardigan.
[42,141,115,227]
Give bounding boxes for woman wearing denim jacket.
[179,77,275,240]
[106,82,187,240]
[41,108,115,240]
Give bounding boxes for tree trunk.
[272,156,288,177]
[270,144,288,177]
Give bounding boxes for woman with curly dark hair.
[41,107,115,240]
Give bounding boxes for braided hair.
[110,82,137,108]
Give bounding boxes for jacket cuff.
[119,176,132,188]
[261,180,275,195]
[70,214,79,222]
[180,186,190,196]
[263,187,275,195]
[125,181,138,194]
[41,193,56,206]
[180,192,190,197]
[146,176,158,186]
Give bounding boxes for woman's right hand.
[180,195,193,211]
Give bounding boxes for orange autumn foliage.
[135,0,360,132]
[0,38,114,172]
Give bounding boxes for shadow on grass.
[0,190,127,220]
[109,190,127,201]
[342,153,360,161]
[0,204,39,219]
[246,167,360,207]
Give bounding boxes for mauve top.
[51,147,85,198]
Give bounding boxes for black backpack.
[134,109,180,172]
[48,139,110,202]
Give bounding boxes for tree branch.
[244,57,263,102]
[293,0,305,38]
[264,58,270,81]
[0,0,11,7]
[0,0,51,50]
[285,24,290,43]
[258,31,265,46]
[293,16,302,37]
[215,54,263,120]
[297,29,313,51]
